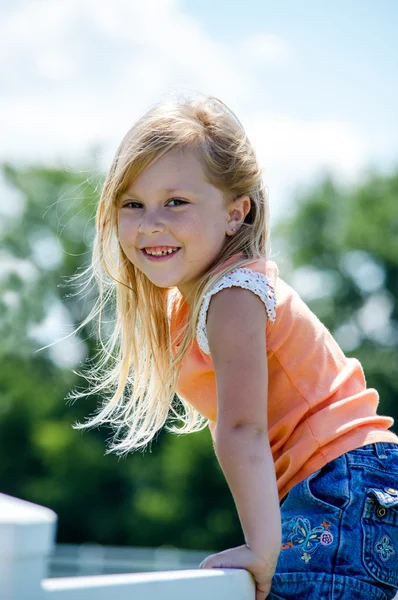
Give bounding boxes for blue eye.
[167,198,187,206]
[122,198,187,209]
[123,201,142,209]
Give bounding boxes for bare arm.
[207,287,281,564]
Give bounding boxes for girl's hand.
[199,543,277,600]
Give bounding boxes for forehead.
[123,147,210,196]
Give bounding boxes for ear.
[226,194,251,236]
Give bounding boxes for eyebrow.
[120,187,196,199]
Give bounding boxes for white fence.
[3,492,397,600]
[48,543,211,577]
[0,493,255,600]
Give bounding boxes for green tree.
[0,162,397,555]
[275,169,398,427]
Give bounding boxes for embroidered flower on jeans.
[301,552,312,563]
[320,531,334,546]
[375,535,395,562]
[282,516,335,562]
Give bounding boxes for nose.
[138,211,166,234]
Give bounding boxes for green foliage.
[275,168,398,427]
[0,162,100,359]
[1,161,397,554]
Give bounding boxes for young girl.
[70,95,398,600]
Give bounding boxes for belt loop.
[375,442,387,459]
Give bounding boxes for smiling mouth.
[143,247,180,256]
[141,247,181,260]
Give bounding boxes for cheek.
[117,215,137,247]
[175,211,221,236]
[162,214,199,243]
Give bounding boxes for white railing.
[48,542,211,577]
[3,492,396,600]
[0,493,255,600]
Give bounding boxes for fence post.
[0,493,57,600]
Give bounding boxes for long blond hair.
[68,95,271,455]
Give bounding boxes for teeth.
[145,247,178,256]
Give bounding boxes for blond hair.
[69,94,271,455]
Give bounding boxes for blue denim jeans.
[269,443,398,600]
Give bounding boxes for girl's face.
[117,147,242,300]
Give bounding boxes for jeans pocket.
[361,487,398,590]
[304,457,349,515]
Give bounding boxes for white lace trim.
[196,268,277,355]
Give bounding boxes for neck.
[176,282,198,307]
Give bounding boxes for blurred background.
[1,0,397,578]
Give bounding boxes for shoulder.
[196,261,277,355]
[207,285,268,359]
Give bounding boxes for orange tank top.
[169,255,398,499]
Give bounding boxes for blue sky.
[210,3,394,104]
[181,0,398,158]
[1,0,397,221]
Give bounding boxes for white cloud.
[241,33,291,66]
[0,0,380,223]
[246,113,366,177]
[243,112,367,220]
[0,0,253,164]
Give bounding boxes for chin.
[145,275,179,289]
